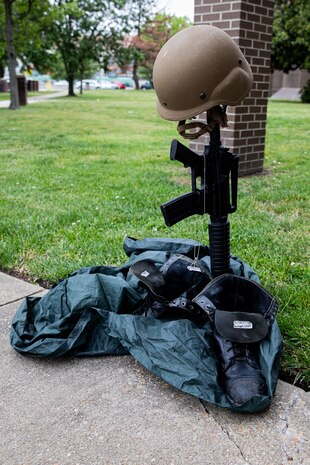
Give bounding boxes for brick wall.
[191,0,275,175]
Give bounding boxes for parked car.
[53,80,68,88]
[111,80,126,89]
[75,79,100,90]
[116,77,135,89]
[98,79,115,90]
[139,79,152,90]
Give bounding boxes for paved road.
[0,271,309,465]
[0,90,67,108]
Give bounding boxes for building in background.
[270,69,310,101]
[192,0,275,176]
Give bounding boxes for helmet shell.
[153,25,253,121]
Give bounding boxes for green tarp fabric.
[10,237,283,413]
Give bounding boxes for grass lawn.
[0,91,309,388]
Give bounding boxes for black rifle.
[161,124,239,277]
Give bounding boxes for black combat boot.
[192,274,277,406]
[130,255,210,324]
[213,328,266,406]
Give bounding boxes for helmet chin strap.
[177,105,228,140]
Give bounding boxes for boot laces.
[226,342,247,367]
[224,341,254,372]
[225,341,262,380]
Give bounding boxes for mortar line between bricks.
[0,290,45,308]
[200,400,250,465]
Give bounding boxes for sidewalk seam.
[200,400,250,465]
[0,289,45,308]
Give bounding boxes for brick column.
[191,0,275,175]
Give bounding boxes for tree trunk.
[4,0,20,110]
[68,77,76,96]
[0,60,5,78]
[132,59,139,90]
[78,68,84,95]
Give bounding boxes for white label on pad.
[141,271,150,277]
[233,320,253,330]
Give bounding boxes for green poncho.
[10,237,282,413]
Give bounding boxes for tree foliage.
[1,0,47,108]
[0,0,133,99]
[0,3,5,77]
[116,0,157,89]
[271,0,310,72]
[34,0,129,96]
[0,0,49,70]
[1,0,51,108]
[140,13,191,80]
[119,12,191,85]
[0,0,192,102]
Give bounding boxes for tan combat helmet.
[153,25,253,123]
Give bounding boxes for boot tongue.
[129,260,166,299]
[215,309,269,343]
[130,255,210,301]
[231,343,247,362]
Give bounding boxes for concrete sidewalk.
[0,271,309,465]
[0,91,67,108]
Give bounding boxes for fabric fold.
[10,237,282,413]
